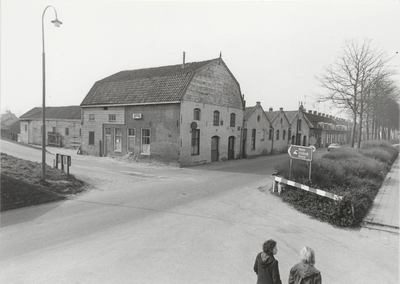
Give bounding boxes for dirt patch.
[1,153,86,211]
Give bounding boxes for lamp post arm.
[42,5,59,53]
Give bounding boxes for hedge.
[274,140,398,227]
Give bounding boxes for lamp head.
[51,18,62,27]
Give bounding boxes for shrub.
[274,144,395,228]
[359,148,392,164]
[361,140,399,165]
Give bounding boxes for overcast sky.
[1,0,399,118]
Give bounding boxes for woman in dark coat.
[254,239,282,284]
[288,246,322,284]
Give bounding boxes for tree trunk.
[357,112,363,148]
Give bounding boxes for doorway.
[211,136,219,162]
[228,136,235,160]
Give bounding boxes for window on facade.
[109,114,116,122]
[142,128,151,155]
[298,119,302,131]
[257,115,260,122]
[262,129,266,140]
[283,130,286,140]
[191,129,200,155]
[25,125,27,132]
[105,128,111,136]
[269,129,273,140]
[89,131,95,145]
[213,111,220,126]
[230,113,236,127]
[194,108,201,121]
[276,130,280,140]
[281,118,283,124]
[251,129,256,150]
[89,114,94,121]
[114,128,122,152]
[52,127,56,133]
[103,107,108,110]
[79,129,82,137]
[128,128,135,136]
[65,128,69,136]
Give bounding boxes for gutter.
[81,101,181,108]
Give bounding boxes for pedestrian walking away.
[288,246,322,284]
[254,239,282,284]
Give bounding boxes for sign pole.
[289,158,292,180]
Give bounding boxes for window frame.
[109,114,116,122]
[230,113,236,127]
[213,111,220,126]
[193,108,201,121]
[89,114,95,121]
[89,131,95,145]
[141,128,151,155]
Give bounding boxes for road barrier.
[272,176,342,201]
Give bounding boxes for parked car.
[327,143,341,151]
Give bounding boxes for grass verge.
[274,140,398,228]
[1,153,86,211]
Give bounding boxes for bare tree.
[317,39,393,147]
[366,77,399,140]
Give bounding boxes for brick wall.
[180,61,244,166]
[243,105,272,157]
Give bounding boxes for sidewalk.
[362,155,399,235]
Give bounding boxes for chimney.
[313,111,317,114]
[256,101,261,106]
[308,110,312,113]
[318,112,321,116]
[280,107,283,111]
[269,107,273,112]
[182,52,185,69]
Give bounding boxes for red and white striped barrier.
[272,176,343,201]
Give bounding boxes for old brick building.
[80,57,245,166]
[265,107,291,154]
[243,102,272,157]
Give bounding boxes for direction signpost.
[287,145,313,161]
[287,145,314,180]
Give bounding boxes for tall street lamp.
[42,6,62,181]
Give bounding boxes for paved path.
[362,154,399,236]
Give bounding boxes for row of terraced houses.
[19,56,353,166]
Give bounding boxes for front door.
[104,128,112,157]
[228,136,235,160]
[211,136,219,162]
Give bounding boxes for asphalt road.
[0,140,398,283]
